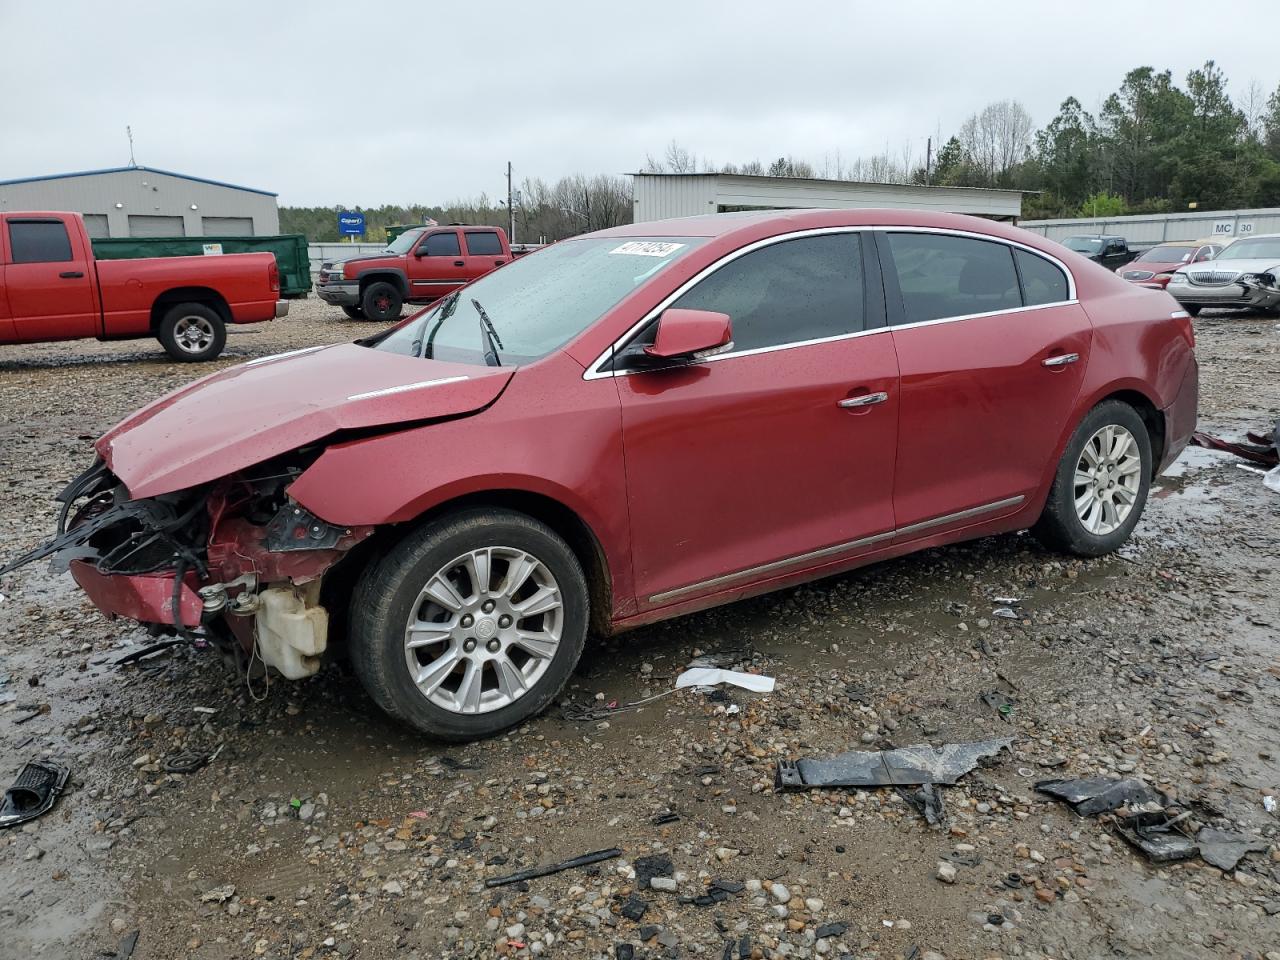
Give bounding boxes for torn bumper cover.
[0,457,374,679]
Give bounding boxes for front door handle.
[453,260,465,267]
[59,271,85,279]
[838,391,888,409]
[1042,353,1080,368]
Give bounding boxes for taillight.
[269,260,280,292]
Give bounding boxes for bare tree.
[1239,79,1267,142]
[960,100,1033,184]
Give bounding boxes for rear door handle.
[1042,353,1080,368]
[453,260,465,267]
[59,271,85,279]
[838,391,888,408]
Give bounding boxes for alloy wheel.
[1073,424,1142,535]
[173,315,216,355]
[403,546,563,714]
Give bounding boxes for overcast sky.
[2,1,1275,207]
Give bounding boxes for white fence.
[1020,208,1280,245]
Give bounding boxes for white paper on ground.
[1265,466,1280,494]
[674,667,775,693]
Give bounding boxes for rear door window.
[419,231,461,257]
[886,233,1021,323]
[1015,249,1070,306]
[670,233,866,352]
[465,231,503,256]
[8,220,74,263]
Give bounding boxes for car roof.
[588,208,1056,246]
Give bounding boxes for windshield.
[1137,245,1193,263]
[367,236,704,365]
[1221,237,1280,261]
[1063,237,1103,253]
[384,228,427,254]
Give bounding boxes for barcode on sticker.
[609,241,684,257]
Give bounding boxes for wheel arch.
[1084,385,1166,478]
[326,488,615,637]
[149,287,231,331]
[356,268,409,298]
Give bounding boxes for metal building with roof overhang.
[0,165,280,238]
[632,173,1025,223]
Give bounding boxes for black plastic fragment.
[484,847,622,887]
[0,759,70,829]
[619,895,648,921]
[1195,828,1268,871]
[777,738,1011,790]
[1034,777,1165,816]
[1109,811,1198,863]
[815,922,848,939]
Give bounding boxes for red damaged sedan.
[2,210,1198,740]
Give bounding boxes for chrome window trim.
[646,494,1026,604]
[583,225,1078,381]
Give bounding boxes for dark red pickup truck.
[0,212,288,362]
[315,224,515,321]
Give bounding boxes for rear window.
[887,233,1021,323]
[465,232,504,256]
[8,220,73,263]
[419,232,461,257]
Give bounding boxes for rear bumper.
[316,281,360,306]
[1159,357,1199,474]
[70,560,202,628]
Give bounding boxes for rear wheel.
[157,303,226,362]
[361,281,403,322]
[349,509,588,740]
[1033,400,1151,557]
[341,305,366,321]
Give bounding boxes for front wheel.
[157,303,226,362]
[1033,400,1152,557]
[341,305,366,321]
[1183,304,1202,317]
[361,281,403,322]
[349,509,589,740]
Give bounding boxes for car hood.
[325,253,395,267]
[98,344,513,499]
[1176,258,1280,275]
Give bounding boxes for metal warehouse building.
[633,173,1024,222]
[0,165,280,238]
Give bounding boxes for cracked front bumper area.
[1171,275,1280,311]
[4,457,374,680]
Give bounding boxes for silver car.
[1166,233,1280,316]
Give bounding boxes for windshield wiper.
[471,298,505,367]
[415,293,460,358]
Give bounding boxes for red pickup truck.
[315,224,515,321]
[0,211,288,362]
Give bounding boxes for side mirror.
[643,308,733,361]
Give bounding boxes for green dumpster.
[91,234,312,298]
[385,225,414,245]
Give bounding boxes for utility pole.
[506,161,514,245]
[925,137,932,186]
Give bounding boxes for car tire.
[361,281,403,322]
[341,305,367,321]
[157,303,226,362]
[348,508,589,741]
[1183,305,1202,317]
[1032,400,1152,557]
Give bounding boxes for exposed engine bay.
[0,453,374,679]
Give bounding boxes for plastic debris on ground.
[775,738,1012,791]
[1034,777,1166,816]
[0,759,70,829]
[674,667,775,693]
[485,847,622,888]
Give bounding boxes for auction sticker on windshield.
[610,241,685,257]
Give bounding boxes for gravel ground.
[1,299,1278,960]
